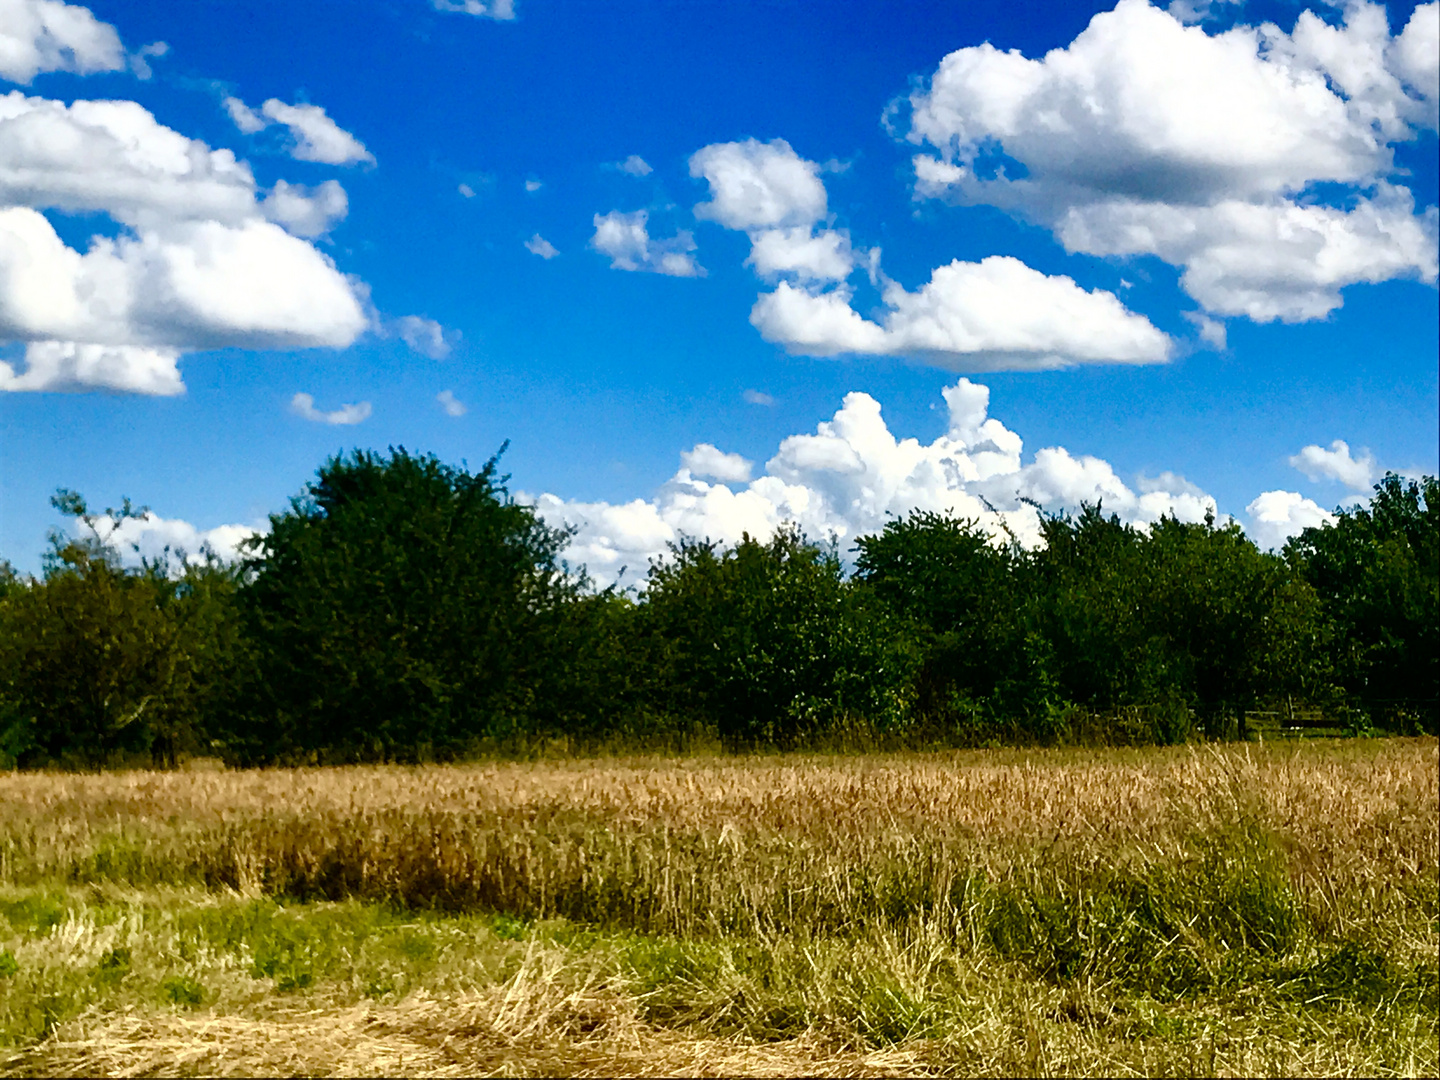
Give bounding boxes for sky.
[0,0,1436,583]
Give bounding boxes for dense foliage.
[229,448,595,763]
[1,451,1435,766]
[640,528,917,749]
[1284,474,1439,727]
[0,494,243,768]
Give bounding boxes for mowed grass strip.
[0,739,1435,1077]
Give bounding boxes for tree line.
[1,448,1435,768]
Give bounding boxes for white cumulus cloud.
[617,154,652,176]
[0,208,366,351]
[529,378,1219,586]
[690,137,1171,369]
[1391,2,1440,129]
[0,0,124,83]
[691,138,854,282]
[1183,311,1227,348]
[751,256,1171,369]
[681,443,753,483]
[591,209,703,277]
[0,87,369,394]
[290,391,371,425]
[222,95,265,134]
[746,226,855,283]
[903,0,1440,322]
[1288,439,1377,490]
[2,91,261,226]
[260,178,347,238]
[1246,489,1336,549]
[79,511,262,567]
[0,341,182,394]
[691,138,829,231]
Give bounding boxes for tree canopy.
[1,459,1434,768]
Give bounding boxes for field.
[0,739,1434,1077]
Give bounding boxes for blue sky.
[1,0,1436,580]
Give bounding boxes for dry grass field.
[0,738,1435,1077]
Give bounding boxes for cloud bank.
[77,511,261,567]
[904,0,1440,323]
[530,378,1219,586]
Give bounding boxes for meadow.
[0,738,1434,1077]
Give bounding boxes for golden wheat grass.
[0,738,1435,1077]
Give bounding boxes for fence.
[1244,697,1439,739]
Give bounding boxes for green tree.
[640,527,917,749]
[0,493,239,768]
[0,559,19,600]
[1029,505,1149,712]
[1135,514,1321,731]
[233,447,586,762]
[1286,474,1439,731]
[1028,506,1318,740]
[853,512,1036,737]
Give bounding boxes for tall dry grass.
[0,739,1435,1076]
[1,740,1432,921]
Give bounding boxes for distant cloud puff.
[436,389,466,417]
[1288,440,1377,491]
[591,210,702,277]
[222,95,265,134]
[225,95,373,166]
[261,179,348,238]
[525,233,559,259]
[395,315,452,359]
[431,0,516,19]
[291,392,371,425]
[691,138,828,231]
[681,443,753,483]
[1183,312,1227,350]
[617,154,652,176]
[1246,490,1336,550]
